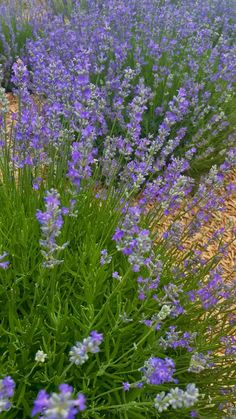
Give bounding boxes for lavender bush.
[0,0,235,418]
[0,0,42,90]
[25,0,236,174]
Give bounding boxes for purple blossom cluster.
[100,249,112,265]
[9,60,62,168]
[160,326,197,352]
[36,189,68,268]
[69,331,103,365]
[188,270,236,310]
[141,357,176,385]
[113,204,165,300]
[0,252,9,269]
[113,206,152,273]
[188,352,213,373]
[162,283,184,317]
[221,336,236,357]
[143,158,194,215]
[32,384,86,418]
[0,376,15,413]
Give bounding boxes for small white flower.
[157,305,172,321]
[119,312,133,323]
[35,350,48,363]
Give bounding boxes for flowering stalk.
[154,384,199,413]
[36,189,68,268]
[69,331,103,365]
[32,384,86,418]
[0,376,15,413]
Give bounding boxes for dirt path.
[184,169,236,276]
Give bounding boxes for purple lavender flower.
[69,331,103,365]
[162,283,184,317]
[112,271,122,281]
[67,141,97,190]
[33,177,43,191]
[0,376,15,413]
[36,189,68,268]
[160,326,197,352]
[62,200,78,218]
[31,390,49,416]
[0,252,9,269]
[31,384,86,418]
[141,357,176,385]
[113,204,164,298]
[191,270,234,309]
[113,206,152,273]
[228,313,236,325]
[123,382,130,391]
[221,336,236,357]
[188,352,213,373]
[87,331,103,353]
[11,58,30,101]
[100,249,112,265]
[69,341,89,366]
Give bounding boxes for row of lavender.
[0,0,236,418]
[1,0,236,176]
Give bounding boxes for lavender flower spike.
[0,252,9,269]
[0,376,15,413]
[154,384,199,412]
[141,357,176,385]
[31,384,86,418]
[69,331,103,365]
[36,189,68,268]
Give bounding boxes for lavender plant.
[24,0,236,175]
[0,0,49,90]
[0,1,235,418]
[0,154,234,417]
[0,376,15,413]
[36,189,68,268]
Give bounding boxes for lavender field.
[0,0,236,417]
